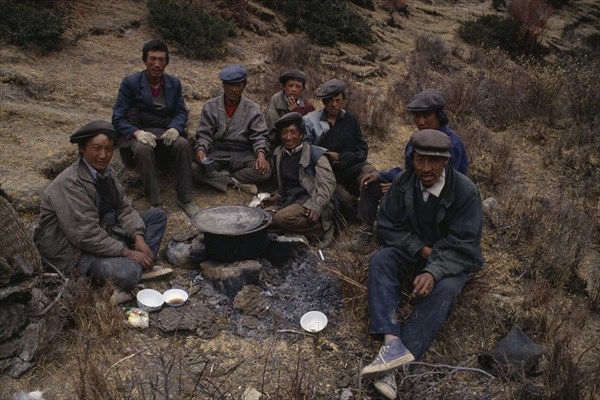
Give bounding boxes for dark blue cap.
[316,79,346,98]
[70,120,115,143]
[218,64,247,83]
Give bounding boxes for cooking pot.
[190,206,272,262]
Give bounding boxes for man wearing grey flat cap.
[351,88,469,252]
[265,69,315,151]
[303,78,376,219]
[360,129,483,399]
[34,121,167,301]
[112,39,198,216]
[193,64,271,195]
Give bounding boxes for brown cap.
[410,129,451,158]
[316,79,346,98]
[70,120,115,143]
[406,89,446,112]
[279,69,307,85]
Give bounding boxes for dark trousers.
[120,136,193,205]
[368,247,469,359]
[78,208,167,289]
[357,180,384,227]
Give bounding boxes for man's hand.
[195,149,206,163]
[121,235,154,270]
[255,152,270,174]
[381,182,392,194]
[360,172,380,188]
[260,194,281,208]
[162,128,179,146]
[412,272,435,298]
[419,246,433,260]
[286,96,298,112]
[325,151,340,166]
[134,130,156,148]
[304,207,319,222]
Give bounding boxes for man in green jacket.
[361,129,483,399]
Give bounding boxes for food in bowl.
[162,288,189,307]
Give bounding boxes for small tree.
[508,0,553,55]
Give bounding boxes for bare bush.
[508,0,554,55]
[413,34,454,72]
[493,190,594,289]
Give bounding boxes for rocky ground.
[1,0,599,399]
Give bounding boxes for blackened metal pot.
[190,206,272,262]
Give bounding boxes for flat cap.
[410,129,451,158]
[218,64,247,83]
[406,89,446,112]
[278,69,307,85]
[70,120,115,143]
[316,79,346,98]
[274,112,303,131]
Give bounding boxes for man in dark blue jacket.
[361,129,483,399]
[112,40,198,216]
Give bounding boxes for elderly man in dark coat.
[303,79,376,217]
[193,64,271,195]
[360,129,483,399]
[34,121,167,300]
[112,39,197,216]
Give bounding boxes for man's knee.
[94,258,142,289]
[132,143,155,162]
[141,207,167,225]
[433,274,469,298]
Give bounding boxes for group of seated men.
[33,39,483,400]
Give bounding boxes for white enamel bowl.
[136,289,164,312]
[162,288,189,307]
[300,311,328,333]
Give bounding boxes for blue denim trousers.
[79,208,167,289]
[368,247,469,360]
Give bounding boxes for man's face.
[323,94,344,118]
[411,110,440,130]
[144,50,167,81]
[413,153,448,188]
[280,124,302,150]
[81,134,114,173]
[283,79,304,101]
[223,81,246,105]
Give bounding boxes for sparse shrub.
[413,34,453,71]
[344,83,394,139]
[259,0,372,47]
[507,0,553,56]
[147,0,235,60]
[458,13,548,57]
[0,0,65,53]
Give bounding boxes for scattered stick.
[277,329,315,337]
[104,351,142,378]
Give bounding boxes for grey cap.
[274,112,303,132]
[316,79,346,99]
[70,120,115,143]
[406,89,446,112]
[218,64,247,83]
[410,129,451,158]
[279,69,307,85]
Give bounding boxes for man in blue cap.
[112,39,198,216]
[34,121,167,302]
[193,64,271,195]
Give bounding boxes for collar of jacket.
[319,108,345,122]
[76,156,113,184]
[396,165,456,209]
